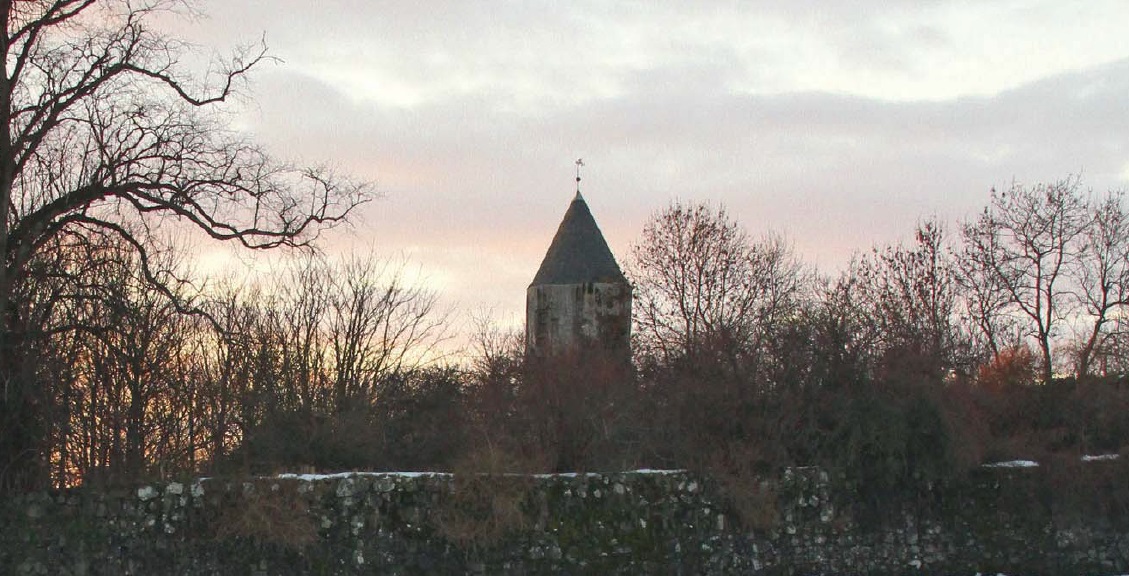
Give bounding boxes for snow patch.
[275,471,448,481]
[1081,454,1120,462]
[979,454,1122,469]
[982,460,1039,468]
[274,469,687,481]
[532,469,685,478]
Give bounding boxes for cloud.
[189,0,1129,107]
[229,54,1129,325]
[170,1,1129,331]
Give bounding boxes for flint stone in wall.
[0,468,1126,575]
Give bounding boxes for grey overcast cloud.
[171,1,1129,336]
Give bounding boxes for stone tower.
[526,191,631,358]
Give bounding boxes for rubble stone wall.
[2,468,1127,575]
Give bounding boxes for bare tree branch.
[0,0,371,492]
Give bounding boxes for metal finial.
[575,158,584,200]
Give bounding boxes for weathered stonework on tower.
[526,193,631,358]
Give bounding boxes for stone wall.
[526,281,631,357]
[2,467,1127,575]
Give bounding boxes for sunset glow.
[166,0,1129,349]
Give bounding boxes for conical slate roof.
[531,193,626,286]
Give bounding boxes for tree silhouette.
[628,200,807,374]
[0,0,369,492]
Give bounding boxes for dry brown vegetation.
[213,484,319,548]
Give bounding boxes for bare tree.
[203,252,452,471]
[1073,191,1129,377]
[18,232,202,486]
[182,278,264,472]
[76,246,193,481]
[953,235,1022,363]
[278,256,333,410]
[958,177,1103,382]
[0,1,369,491]
[852,220,967,380]
[467,308,525,380]
[325,254,450,409]
[628,200,808,371]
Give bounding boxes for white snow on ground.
[979,454,1121,469]
[276,461,1125,481]
[274,469,686,481]
[1081,453,1120,462]
[275,471,448,481]
[982,460,1039,468]
[532,469,686,479]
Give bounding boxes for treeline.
[7,176,1129,499]
[18,251,451,487]
[622,178,1129,503]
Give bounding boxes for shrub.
[466,350,639,473]
[1044,450,1129,529]
[433,446,535,548]
[213,482,318,549]
[703,442,781,532]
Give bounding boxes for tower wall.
[526,281,631,357]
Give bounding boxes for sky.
[170,0,1129,340]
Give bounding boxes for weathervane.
[575,158,584,198]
